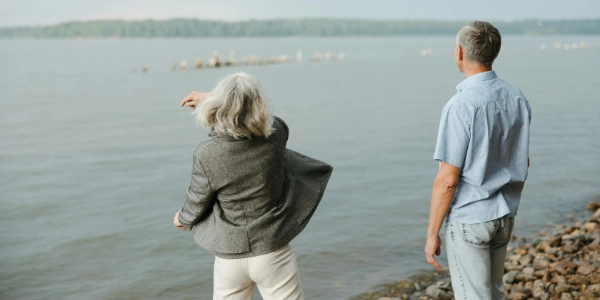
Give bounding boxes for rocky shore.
[352,202,600,300]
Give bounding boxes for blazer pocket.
[193,209,251,254]
[459,220,498,247]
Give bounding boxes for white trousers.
[213,244,304,300]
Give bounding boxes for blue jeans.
[444,215,514,300]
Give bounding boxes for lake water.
[1,36,599,299]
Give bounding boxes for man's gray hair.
[456,21,502,67]
[194,72,274,139]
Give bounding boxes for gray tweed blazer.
[178,117,333,259]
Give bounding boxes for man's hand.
[425,235,442,269]
[181,91,210,109]
[173,211,186,230]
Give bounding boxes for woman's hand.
[181,91,210,109]
[174,211,186,230]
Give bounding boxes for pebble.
[357,201,600,300]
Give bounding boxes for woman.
[173,72,333,300]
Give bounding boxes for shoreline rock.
[352,202,600,300]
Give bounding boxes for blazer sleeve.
[178,150,215,230]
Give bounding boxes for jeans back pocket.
[460,220,498,246]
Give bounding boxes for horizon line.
[2,17,599,29]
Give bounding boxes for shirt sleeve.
[178,149,215,230]
[433,103,471,168]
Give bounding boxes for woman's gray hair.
[194,72,274,139]
[456,21,502,67]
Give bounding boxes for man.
[425,21,531,300]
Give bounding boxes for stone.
[516,247,528,255]
[522,267,535,276]
[378,298,400,300]
[519,254,534,266]
[553,226,566,237]
[533,258,550,270]
[560,292,574,300]
[515,273,536,282]
[588,273,600,284]
[555,259,577,271]
[587,283,600,292]
[592,208,600,222]
[567,274,590,285]
[588,202,600,211]
[507,292,528,300]
[424,285,452,300]
[555,282,572,294]
[503,271,519,285]
[584,222,597,232]
[576,263,595,275]
[508,254,522,262]
[511,286,531,297]
[532,280,545,298]
[548,236,563,247]
[552,275,567,284]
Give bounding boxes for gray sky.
[1,0,599,27]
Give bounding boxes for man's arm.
[425,161,461,269]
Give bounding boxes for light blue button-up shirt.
[434,71,531,224]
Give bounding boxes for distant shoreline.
[1,18,599,39]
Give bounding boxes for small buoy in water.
[324,51,331,61]
[142,63,149,72]
[554,42,562,49]
[540,44,546,50]
[338,52,345,61]
[297,50,303,61]
[309,52,322,62]
[579,41,587,49]
[571,43,578,49]
[194,59,204,68]
[180,60,187,70]
[563,44,570,50]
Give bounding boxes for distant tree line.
[1,19,598,38]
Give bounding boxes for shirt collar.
[456,70,497,93]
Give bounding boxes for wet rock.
[588,202,600,211]
[424,285,452,300]
[548,236,563,247]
